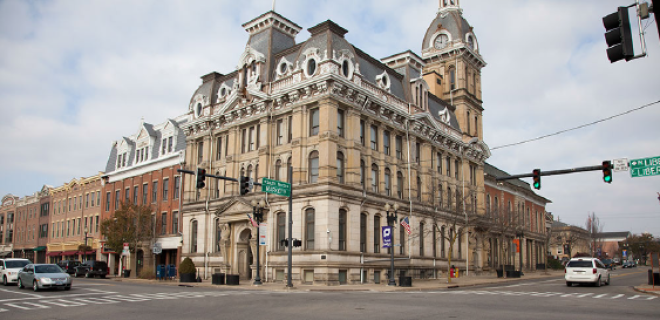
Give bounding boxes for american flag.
[246,213,258,227]
[400,216,411,235]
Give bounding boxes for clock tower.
[421,0,486,143]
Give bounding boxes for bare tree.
[585,212,603,257]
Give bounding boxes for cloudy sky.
[1,0,659,235]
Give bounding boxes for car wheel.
[33,281,39,292]
[2,276,7,286]
[17,278,23,289]
[566,281,572,287]
[595,276,601,287]
[100,275,106,279]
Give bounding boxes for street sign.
[612,158,629,172]
[261,178,291,197]
[122,243,130,256]
[630,156,660,178]
[153,243,162,254]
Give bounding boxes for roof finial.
[272,0,276,12]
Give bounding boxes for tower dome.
[421,0,481,58]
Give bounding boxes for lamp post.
[384,203,399,286]
[251,199,265,285]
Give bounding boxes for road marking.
[576,293,594,298]
[102,295,151,302]
[0,307,7,312]
[0,288,44,297]
[76,298,120,305]
[43,299,87,307]
[4,302,49,310]
[593,294,608,299]
[609,294,624,299]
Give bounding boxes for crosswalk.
[0,290,306,313]
[389,290,657,301]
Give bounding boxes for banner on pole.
[382,226,392,248]
[259,223,267,246]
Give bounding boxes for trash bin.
[123,269,131,278]
[226,274,240,286]
[496,269,504,278]
[399,276,412,287]
[212,273,225,285]
[506,270,521,278]
[648,270,660,285]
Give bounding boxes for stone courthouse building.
[179,1,547,284]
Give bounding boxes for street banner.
[259,223,267,246]
[122,243,129,256]
[382,226,392,248]
[623,250,627,258]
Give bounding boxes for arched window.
[373,215,381,253]
[360,213,367,253]
[384,168,391,196]
[191,220,198,253]
[309,151,319,183]
[277,212,286,251]
[467,111,471,135]
[275,160,282,181]
[337,152,345,183]
[450,68,456,90]
[240,168,245,179]
[397,171,404,199]
[494,196,499,216]
[486,194,491,216]
[339,209,347,251]
[371,164,379,193]
[305,208,315,250]
[247,165,253,180]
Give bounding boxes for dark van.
[57,260,81,275]
[75,260,109,278]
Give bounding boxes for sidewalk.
[111,270,568,292]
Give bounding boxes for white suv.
[1,258,32,286]
[565,257,610,287]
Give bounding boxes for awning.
[61,251,78,256]
[82,251,96,255]
[33,246,47,252]
[46,251,62,257]
[0,251,11,257]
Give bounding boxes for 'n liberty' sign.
[630,156,660,178]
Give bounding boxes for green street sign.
[261,178,291,197]
[630,156,660,178]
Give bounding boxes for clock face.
[434,34,449,49]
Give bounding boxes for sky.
[1,0,659,235]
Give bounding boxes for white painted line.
[77,298,120,305]
[628,295,642,300]
[0,307,7,312]
[43,299,87,307]
[608,294,624,299]
[4,302,50,310]
[576,293,594,298]
[102,295,151,302]
[0,292,117,303]
[592,294,608,299]
[81,288,118,294]
[644,296,657,300]
[560,293,578,298]
[0,288,44,298]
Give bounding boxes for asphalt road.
[0,267,657,320]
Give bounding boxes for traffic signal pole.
[287,165,293,288]
[496,164,610,182]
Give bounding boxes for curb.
[632,286,660,296]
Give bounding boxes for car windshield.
[35,265,64,273]
[567,260,593,268]
[5,260,30,268]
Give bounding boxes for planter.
[180,273,197,283]
[506,270,521,278]
[399,276,412,287]
[212,273,225,285]
[503,265,515,272]
[496,269,504,278]
[226,274,240,286]
[536,263,546,270]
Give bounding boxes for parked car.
[17,264,71,291]
[565,257,610,287]
[621,261,632,268]
[613,258,620,265]
[0,258,32,286]
[57,260,81,275]
[74,260,109,278]
[602,258,615,270]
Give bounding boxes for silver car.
[18,264,72,291]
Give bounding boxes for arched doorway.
[237,229,253,280]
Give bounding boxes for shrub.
[547,258,563,270]
[179,257,196,274]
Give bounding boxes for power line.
[491,99,660,151]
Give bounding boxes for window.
[373,216,380,253]
[249,126,255,151]
[287,115,293,143]
[214,220,221,252]
[216,136,222,160]
[437,152,442,173]
[277,119,284,145]
[275,160,282,181]
[417,176,422,200]
[339,209,347,251]
[438,184,444,208]
[360,160,366,188]
[400,221,406,255]
[106,192,110,211]
[307,58,317,76]
[467,110,471,134]
[310,108,320,136]
[370,125,378,150]
[360,213,367,253]
[395,135,402,159]
[415,142,421,164]
[383,130,390,155]
[241,128,247,153]
[337,109,344,137]
[420,222,425,256]
[397,171,404,199]
[161,213,167,235]
[115,190,120,210]
[152,181,158,203]
[305,208,315,250]
[455,160,459,179]
[163,178,169,201]
[336,152,345,183]
[450,68,455,90]
[384,168,391,196]
[96,191,100,206]
[309,151,319,183]
[143,184,148,205]
[457,231,462,258]
[446,157,451,176]
[95,216,99,233]
[360,120,365,145]
[197,141,204,163]
[433,224,437,257]
[441,227,446,257]
[168,136,173,153]
[85,194,89,208]
[371,164,379,193]
[447,187,452,209]
[277,212,286,251]
[191,220,198,253]
[90,192,95,208]
[73,196,77,211]
[174,176,180,200]
[172,211,179,234]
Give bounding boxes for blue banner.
[382,226,392,248]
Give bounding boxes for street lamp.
[83,226,93,260]
[251,199,266,285]
[384,203,399,286]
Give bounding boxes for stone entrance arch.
[236,228,253,280]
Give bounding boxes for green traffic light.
[533,182,540,189]
[604,175,612,183]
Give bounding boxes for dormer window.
[280,62,288,74]
[116,152,128,169]
[306,58,317,77]
[162,136,174,155]
[195,103,203,118]
[135,147,149,164]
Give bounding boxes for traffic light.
[532,169,541,190]
[602,160,613,183]
[196,168,206,189]
[293,239,302,247]
[239,176,251,196]
[280,239,288,248]
[603,7,634,63]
